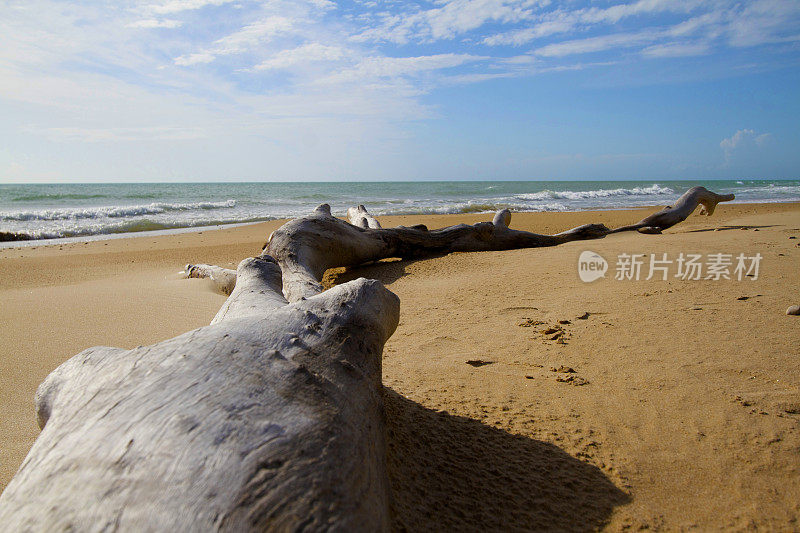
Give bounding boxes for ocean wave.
[515,184,674,201]
[1,200,236,222]
[1,215,272,241]
[731,185,800,195]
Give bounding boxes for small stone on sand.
[786,305,800,316]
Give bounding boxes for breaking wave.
[1,200,236,222]
[515,184,674,201]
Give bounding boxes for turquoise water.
[0,179,797,242]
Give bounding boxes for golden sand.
[1,203,799,529]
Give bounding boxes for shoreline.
[2,199,798,250]
[2,201,799,529]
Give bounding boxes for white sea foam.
[1,200,236,221]
[514,184,674,201]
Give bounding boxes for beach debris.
[737,296,750,301]
[577,312,590,320]
[789,236,797,239]
[184,263,237,295]
[466,359,494,367]
[551,365,576,373]
[734,396,753,407]
[525,375,534,379]
[556,375,589,386]
[783,404,800,415]
[786,305,800,316]
[558,319,571,325]
[518,318,544,327]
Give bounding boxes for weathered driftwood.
[0,256,399,532]
[185,262,237,295]
[257,186,732,301]
[347,204,382,229]
[612,186,735,234]
[1,185,733,530]
[264,204,610,301]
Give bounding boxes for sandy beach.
[1,202,799,530]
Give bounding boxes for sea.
[1,179,798,246]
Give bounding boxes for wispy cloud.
[174,16,293,66]
[535,30,659,57]
[351,0,539,44]
[252,43,346,71]
[641,42,709,58]
[145,0,238,15]
[127,18,183,29]
[321,54,488,84]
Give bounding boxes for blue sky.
[1,0,798,182]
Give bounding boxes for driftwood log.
[0,186,733,531]
[0,257,399,531]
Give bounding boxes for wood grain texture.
[0,257,399,532]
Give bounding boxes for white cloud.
[720,129,771,164]
[668,11,724,37]
[174,16,293,66]
[174,52,217,66]
[720,129,755,151]
[726,0,800,47]
[319,54,487,84]
[127,18,183,29]
[439,0,699,47]
[214,16,293,54]
[146,0,238,15]
[253,44,346,71]
[641,42,709,58]
[483,19,573,46]
[535,30,658,57]
[578,0,699,25]
[352,0,540,44]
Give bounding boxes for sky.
[1,0,799,183]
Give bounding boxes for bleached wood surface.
[0,256,399,532]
